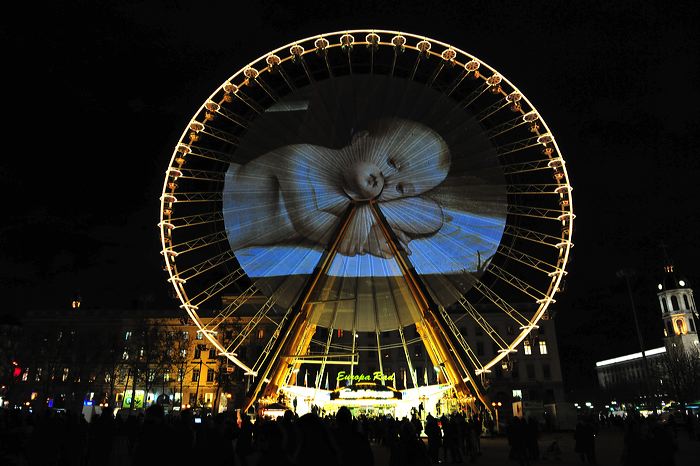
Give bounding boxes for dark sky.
[2,1,699,392]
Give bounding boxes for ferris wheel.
[158,30,574,411]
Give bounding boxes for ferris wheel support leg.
[368,202,490,412]
[242,205,357,413]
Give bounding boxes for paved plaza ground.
[371,427,700,466]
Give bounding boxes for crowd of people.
[2,403,697,466]
[0,404,486,466]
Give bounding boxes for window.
[257,328,265,339]
[178,369,184,382]
[105,373,111,383]
[671,296,679,311]
[194,348,201,359]
[122,350,129,360]
[683,295,690,310]
[124,331,132,341]
[539,340,548,355]
[196,331,203,340]
[526,364,535,379]
[192,369,200,382]
[524,340,532,355]
[22,370,29,382]
[207,368,215,382]
[512,389,523,399]
[690,318,696,333]
[543,364,551,379]
[204,393,213,404]
[180,349,187,358]
[35,367,42,382]
[661,298,668,312]
[209,349,217,359]
[62,368,70,382]
[182,331,189,340]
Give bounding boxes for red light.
[13,367,22,378]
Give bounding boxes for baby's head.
[342,160,384,201]
[343,118,450,202]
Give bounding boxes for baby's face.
[342,161,385,201]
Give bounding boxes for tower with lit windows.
[657,260,699,353]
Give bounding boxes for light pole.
[616,268,656,413]
[491,401,502,434]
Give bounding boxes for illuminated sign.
[337,371,395,383]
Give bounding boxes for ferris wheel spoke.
[495,135,549,157]
[207,102,250,130]
[174,168,226,183]
[168,230,229,256]
[455,297,509,354]
[289,47,315,85]
[168,211,223,229]
[506,184,564,195]
[496,243,561,276]
[437,306,486,374]
[176,251,237,282]
[188,268,248,309]
[502,157,560,175]
[469,279,530,328]
[507,204,571,221]
[192,122,241,148]
[224,84,264,115]
[252,307,296,374]
[177,144,235,165]
[487,262,549,302]
[223,292,277,351]
[169,191,222,203]
[459,81,490,110]
[487,112,537,139]
[502,224,566,248]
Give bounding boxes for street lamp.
[616,268,656,413]
[491,401,503,434]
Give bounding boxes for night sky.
[2,1,699,393]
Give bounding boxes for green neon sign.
[336,371,396,382]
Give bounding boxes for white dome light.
[658,284,663,290]
[679,280,686,286]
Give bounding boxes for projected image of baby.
[223,118,450,258]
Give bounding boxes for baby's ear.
[351,130,370,145]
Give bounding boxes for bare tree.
[659,344,700,410]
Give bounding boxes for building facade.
[595,261,700,405]
[2,307,279,414]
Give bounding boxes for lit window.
[122,351,129,360]
[22,370,29,382]
[207,368,215,382]
[178,369,184,382]
[164,372,170,381]
[182,331,189,340]
[524,341,532,355]
[35,368,42,382]
[192,369,200,382]
[512,389,523,399]
[125,331,132,341]
[105,373,111,383]
[180,349,187,358]
[62,368,70,382]
[539,341,548,355]
[257,328,265,339]
[196,331,203,340]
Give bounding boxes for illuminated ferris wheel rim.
[158,29,574,382]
